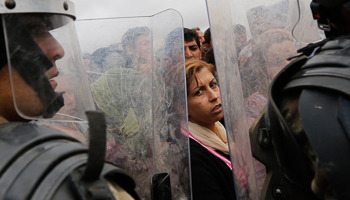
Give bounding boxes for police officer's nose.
[40,33,65,62]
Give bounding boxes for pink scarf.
[181,127,247,189]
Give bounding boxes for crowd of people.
[20,0,311,197]
[1,0,350,199]
[75,1,298,198]
[75,0,294,197]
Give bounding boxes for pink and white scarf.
[181,122,247,189]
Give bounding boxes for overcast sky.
[71,0,210,31]
[71,0,285,53]
[71,0,212,53]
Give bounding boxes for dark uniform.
[250,0,350,199]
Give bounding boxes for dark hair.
[233,24,246,35]
[165,27,183,58]
[91,47,109,68]
[121,26,150,49]
[184,28,201,48]
[203,48,215,66]
[203,28,211,45]
[82,53,91,60]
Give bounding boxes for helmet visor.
[3,13,95,123]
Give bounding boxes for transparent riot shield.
[206,0,325,199]
[206,0,259,199]
[75,10,190,200]
[3,13,94,144]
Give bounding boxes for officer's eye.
[27,24,49,37]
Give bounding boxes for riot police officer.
[250,0,350,199]
[0,0,139,199]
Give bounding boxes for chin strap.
[70,111,117,200]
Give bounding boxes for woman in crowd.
[175,59,246,199]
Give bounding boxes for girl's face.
[187,67,223,129]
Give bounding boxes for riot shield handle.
[82,111,107,181]
[151,172,172,200]
[69,111,116,200]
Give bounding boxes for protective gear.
[250,36,350,199]
[75,10,190,199]
[1,0,95,122]
[205,0,332,199]
[0,1,139,199]
[289,0,325,43]
[315,0,345,7]
[0,112,140,200]
[310,0,350,37]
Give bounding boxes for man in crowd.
[184,28,202,59]
[233,24,248,56]
[192,27,205,46]
[202,28,212,51]
[122,26,152,75]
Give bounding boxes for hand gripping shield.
[2,0,95,123]
[75,9,190,200]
